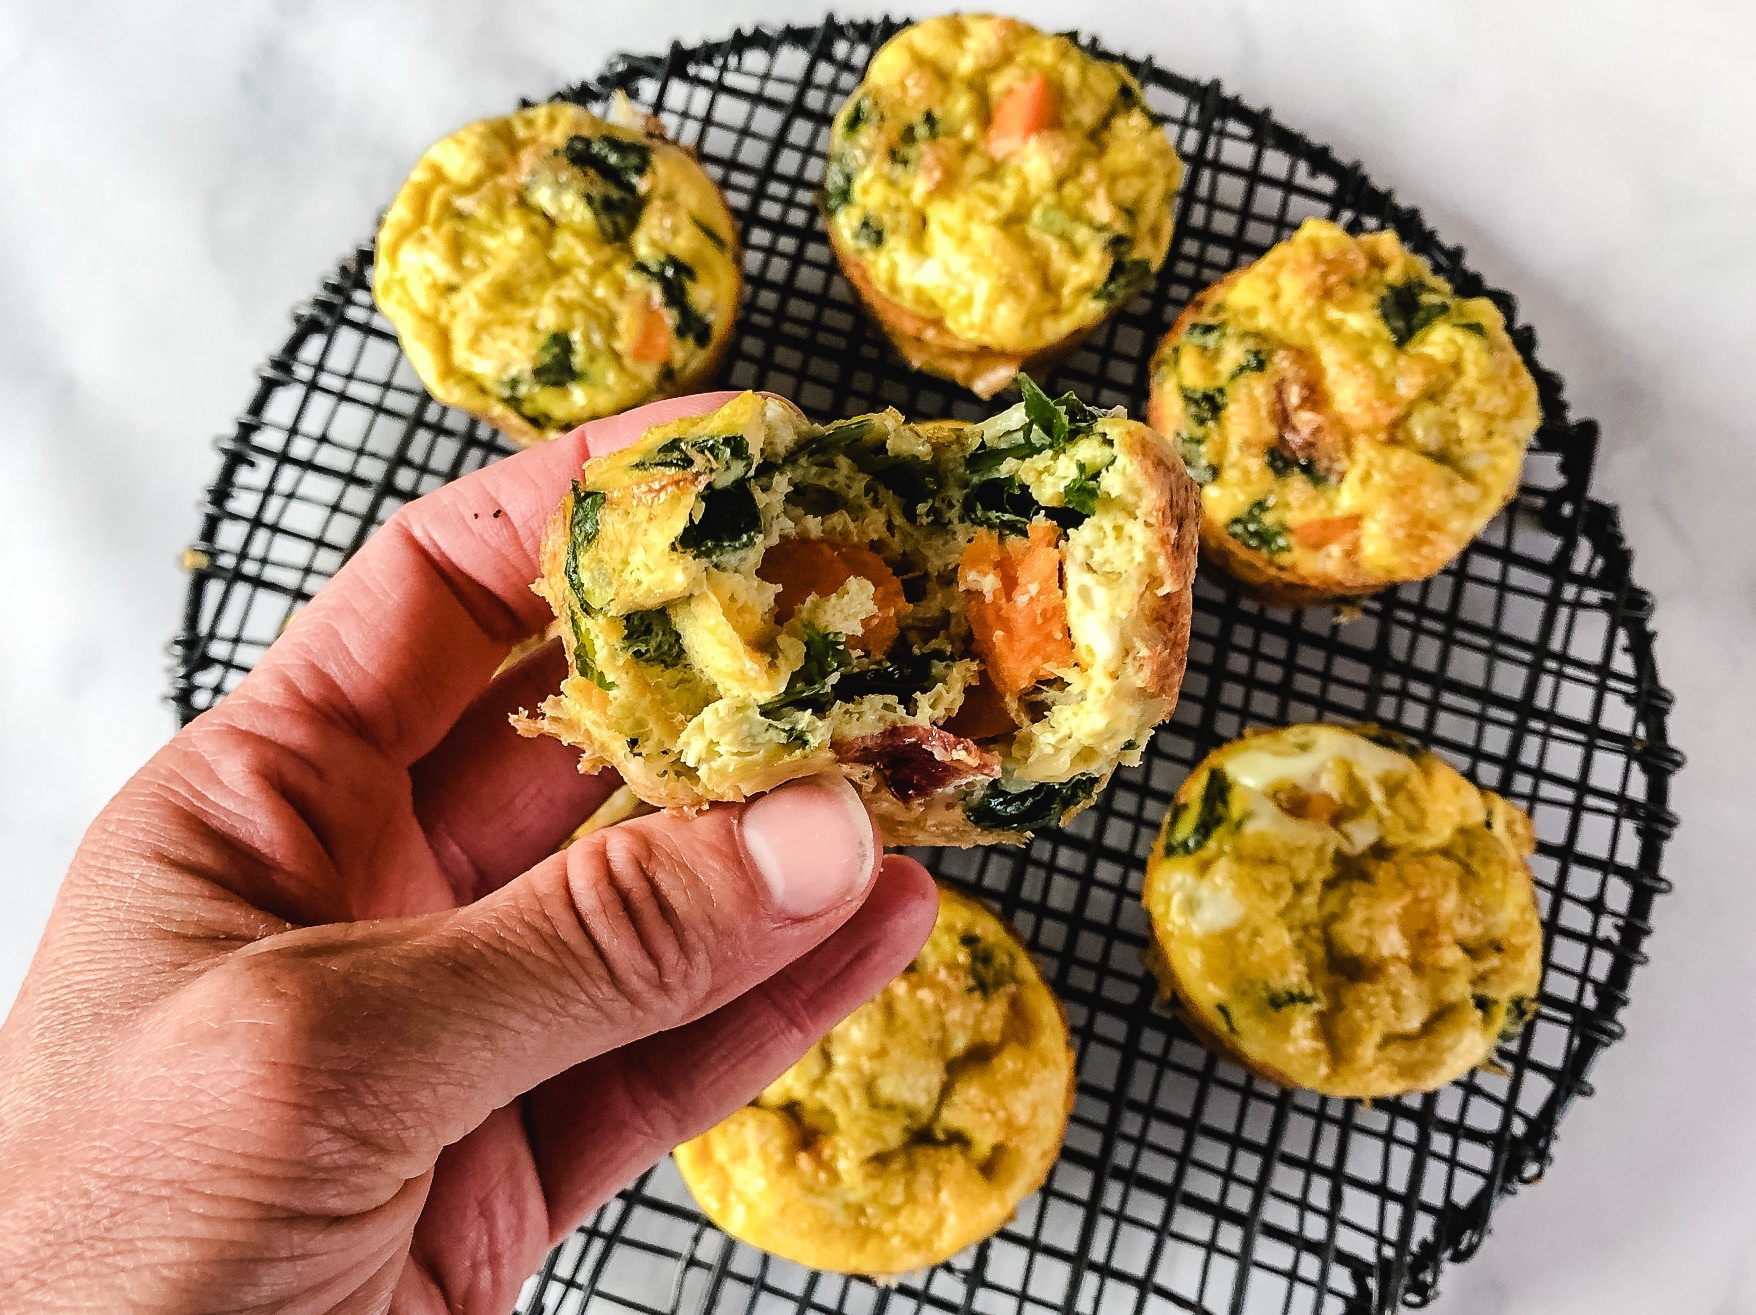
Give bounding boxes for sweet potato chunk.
[757,538,905,654]
[986,72,1059,156]
[1288,514,1362,551]
[958,523,1074,698]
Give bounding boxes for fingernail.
[741,775,876,917]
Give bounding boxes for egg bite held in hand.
[1142,724,1544,1099]
[674,883,1074,1278]
[823,15,1183,398]
[1148,218,1540,606]
[513,384,1199,845]
[374,98,740,446]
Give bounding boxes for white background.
[2,2,1753,1310]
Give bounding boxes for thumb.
[186,773,883,1169]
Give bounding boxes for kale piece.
[761,624,853,716]
[635,433,752,486]
[632,255,713,348]
[566,607,614,691]
[853,215,884,248]
[531,332,577,387]
[821,152,856,214]
[1264,447,1325,484]
[1378,279,1451,349]
[675,483,762,561]
[963,475,1042,537]
[960,931,1016,997]
[562,134,651,191]
[1176,431,1217,485]
[965,774,1101,832]
[620,608,685,667]
[565,482,605,601]
[1094,234,1154,303]
[842,96,875,136]
[1266,988,1320,1011]
[1181,321,1225,347]
[1162,768,1231,857]
[1180,386,1228,429]
[833,647,949,702]
[1226,498,1289,556]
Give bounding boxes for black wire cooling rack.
[168,17,1680,1315]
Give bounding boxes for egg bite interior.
[518,384,1196,843]
[1142,724,1544,1098]
[672,883,1074,1277]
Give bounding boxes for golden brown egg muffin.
[374,97,741,446]
[512,383,1199,845]
[823,15,1183,398]
[1146,218,1540,606]
[1142,723,1544,1098]
[674,883,1074,1278]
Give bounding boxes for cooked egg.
[513,384,1199,845]
[673,883,1074,1277]
[1142,723,1545,1098]
[374,98,741,446]
[1147,218,1540,604]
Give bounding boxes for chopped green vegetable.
[1266,988,1320,1011]
[1095,255,1153,303]
[1019,373,1068,449]
[1232,347,1268,378]
[850,446,936,510]
[565,482,605,601]
[1378,279,1451,349]
[822,152,856,214]
[834,647,949,701]
[1182,321,1225,347]
[842,96,875,136]
[1226,498,1289,556]
[567,607,614,691]
[1162,769,1231,857]
[691,216,729,251]
[632,255,713,348]
[675,483,762,561]
[1456,321,1487,336]
[1175,431,1216,485]
[1180,386,1227,429]
[635,433,752,486]
[1264,447,1325,484]
[960,931,1016,997]
[1498,994,1537,1043]
[584,190,644,242]
[1215,1003,1239,1034]
[621,608,685,667]
[853,215,884,248]
[963,475,1042,537]
[1062,466,1103,518]
[531,332,578,388]
[562,134,651,192]
[762,624,853,716]
[965,774,1101,832]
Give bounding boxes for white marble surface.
[2,1,1752,1310]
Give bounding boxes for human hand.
[0,393,938,1314]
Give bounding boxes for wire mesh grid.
[166,17,1679,1315]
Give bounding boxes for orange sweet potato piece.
[986,72,1059,156]
[958,523,1074,698]
[1288,514,1362,551]
[628,297,672,363]
[757,538,905,654]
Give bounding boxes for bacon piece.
[835,724,1001,804]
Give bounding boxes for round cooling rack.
[169,17,1680,1315]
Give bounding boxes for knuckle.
[553,827,718,1027]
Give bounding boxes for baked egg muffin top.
[513,384,1199,846]
[824,14,1182,354]
[673,883,1074,1277]
[374,98,740,445]
[1147,218,1540,600]
[1142,723,1544,1098]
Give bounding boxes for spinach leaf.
[762,624,853,716]
[620,608,685,667]
[1162,768,1230,856]
[1094,238,1154,303]
[675,483,762,561]
[1215,1003,1240,1034]
[567,608,614,691]
[1176,431,1217,485]
[1232,347,1268,378]
[1226,498,1289,556]
[842,96,875,136]
[1181,321,1225,347]
[584,190,643,242]
[636,433,752,486]
[1378,279,1451,349]
[632,255,713,348]
[965,773,1101,832]
[1266,987,1320,1011]
[565,482,605,602]
[531,332,577,387]
[853,215,884,248]
[959,931,1016,997]
[1180,386,1228,429]
[1019,373,1068,449]
[1062,466,1103,518]
[963,475,1041,537]
[813,420,938,509]
[562,134,651,192]
[691,215,729,251]
[1264,447,1324,484]
[833,647,948,701]
[822,152,856,214]
[1456,320,1487,336]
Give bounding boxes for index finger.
[222,391,745,766]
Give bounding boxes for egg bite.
[822,15,1183,398]
[1142,724,1544,1099]
[1146,218,1540,606]
[374,97,741,446]
[674,883,1074,1278]
[513,383,1199,845]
